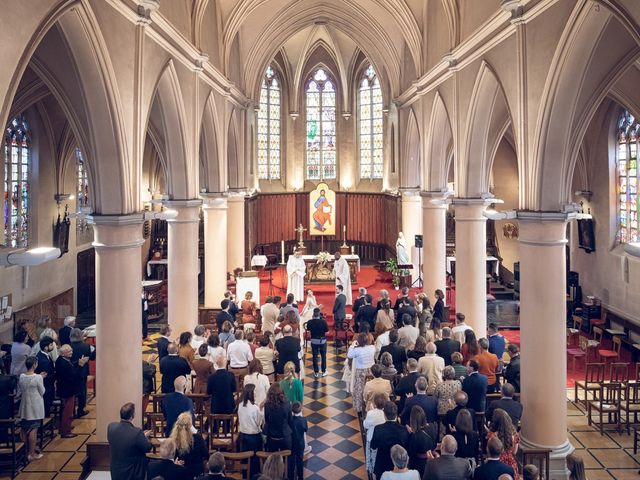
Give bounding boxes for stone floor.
[3,336,639,479]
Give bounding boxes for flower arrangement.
[316,251,333,265]
[385,257,401,289]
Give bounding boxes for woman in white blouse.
[347,332,376,414]
[243,359,271,409]
[237,383,263,474]
[19,356,45,461]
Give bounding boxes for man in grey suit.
[333,284,347,324]
[423,435,472,480]
[107,403,152,480]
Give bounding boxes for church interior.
[1,0,640,479]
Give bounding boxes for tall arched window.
[257,66,281,180]
[359,64,383,179]
[617,110,639,243]
[75,148,92,241]
[306,68,336,180]
[3,115,30,247]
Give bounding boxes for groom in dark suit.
[333,284,346,325]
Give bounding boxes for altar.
[301,254,360,283]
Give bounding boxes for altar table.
[301,254,360,283]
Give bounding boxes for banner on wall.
[309,182,336,236]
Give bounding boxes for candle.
[343,225,346,234]
[281,240,285,264]
[351,245,354,255]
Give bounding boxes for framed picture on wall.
[577,218,595,253]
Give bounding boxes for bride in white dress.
[301,289,320,327]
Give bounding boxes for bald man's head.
[174,376,187,393]
[441,435,458,456]
[167,343,178,355]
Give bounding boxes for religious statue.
[294,223,307,248]
[286,249,306,302]
[396,232,410,265]
[333,251,352,305]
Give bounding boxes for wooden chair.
[597,334,621,365]
[223,451,253,480]
[608,362,629,384]
[333,319,352,355]
[0,419,27,478]
[256,450,291,478]
[38,417,56,450]
[587,382,622,435]
[634,426,640,454]
[579,335,598,363]
[188,394,211,416]
[622,382,640,434]
[574,363,605,406]
[150,394,165,413]
[146,412,166,449]
[567,336,586,372]
[568,316,583,344]
[522,447,552,480]
[208,414,238,452]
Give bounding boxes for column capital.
[515,210,577,223]
[399,188,421,197]
[421,191,452,208]
[451,199,490,222]
[227,190,248,202]
[162,199,202,209]
[88,214,145,251]
[200,192,228,209]
[451,196,495,206]
[517,211,572,247]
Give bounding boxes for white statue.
[396,232,410,265]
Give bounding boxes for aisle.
[302,347,366,479]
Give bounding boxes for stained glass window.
[306,68,336,180]
[3,115,30,247]
[617,110,640,243]
[75,148,92,240]
[359,65,383,179]
[257,66,280,180]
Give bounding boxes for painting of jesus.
[309,182,336,236]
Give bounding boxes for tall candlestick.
[281,240,285,264]
[351,245,354,255]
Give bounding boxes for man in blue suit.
[462,359,488,413]
[162,376,194,436]
[400,375,438,424]
[473,437,515,480]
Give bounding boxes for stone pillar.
[91,214,144,441]
[202,195,228,308]
[518,211,574,479]
[227,192,246,272]
[400,190,422,281]
[164,200,201,336]
[421,192,448,300]
[452,199,490,334]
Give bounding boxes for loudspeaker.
[415,235,423,248]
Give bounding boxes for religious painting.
[502,222,519,239]
[309,182,336,236]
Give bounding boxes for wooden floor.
[4,334,639,479]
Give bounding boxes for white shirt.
[397,325,420,349]
[238,401,263,434]
[206,346,225,364]
[347,344,376,370]
[227,341,253,368]
[243,372,270,408]
[191,335,206,351]
[375,331,390,358]
[451,324,473,344]
[363,407,386,443]
[417,353,445,394]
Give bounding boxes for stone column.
[91,214,144,441]
[400,190,422,281]
[202,195,228,308]
[227,192,246,272]
[518,211,574,479]
[421,192,448,299]
[452,199,490,334]
[165,200,202,336]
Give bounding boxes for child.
[290,401,308,480]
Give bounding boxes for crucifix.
[294,223,307,248]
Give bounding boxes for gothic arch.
[533,0,640,211]
[200,91,225,193]
[400,107,421,189]
[145,60,194,200]
[459,61,514,198]
[425,91,454,192]
[1,3,131,214]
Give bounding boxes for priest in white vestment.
[286,250,306,302]
[333,252,352,305]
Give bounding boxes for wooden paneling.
[246,192,400,262]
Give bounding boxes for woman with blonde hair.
[170,412,208,479]
[262,452,286,480]
[279,361,303,403]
